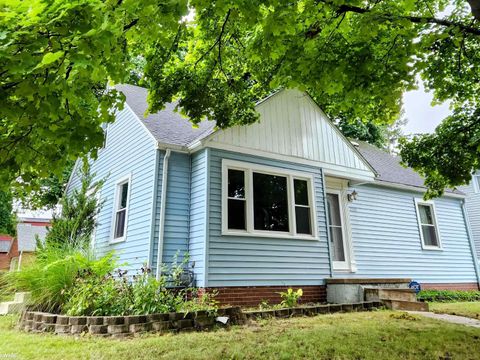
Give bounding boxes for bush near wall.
[417,290,480,303]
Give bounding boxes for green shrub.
[279,288,303,308]
[417,290,480,303]
[1,246,117,313]
[64,258,218,316]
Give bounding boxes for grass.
[430,302,480,319]
[1,311,480,359]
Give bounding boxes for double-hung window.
[222,160,316,239]
[414,199,441,250]
[112,175,131,243]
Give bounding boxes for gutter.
[461,200,480,289]
[156,149,171,279]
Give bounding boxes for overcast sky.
[402,81,451,135]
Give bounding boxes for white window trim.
[326,189,351,271]
[221,159,318,240]
[473,174,480,193]
[414,198,442,251]
[110,174,132,244]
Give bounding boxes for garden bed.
[18,301,383,338]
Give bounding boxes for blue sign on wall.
[408,281,422,294]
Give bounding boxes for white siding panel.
[207,89,374,181]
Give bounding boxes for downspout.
[147,149,160,268]
[461,200,480,289]
[156,149,171,280]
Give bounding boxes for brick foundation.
[202,285,327,306]
[421,283,480,291]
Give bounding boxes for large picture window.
[111,175,131,242]
[415,199,442,250]
[222,160,317,239]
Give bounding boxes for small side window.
[415,199,441,250]
[112,176,131,242]
[473,175,480,193]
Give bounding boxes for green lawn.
[1,311,480,359]
[430,302,480,319]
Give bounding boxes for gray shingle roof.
[355,141,462,195]
[116,84,216,147]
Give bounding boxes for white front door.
[326,192,350,270]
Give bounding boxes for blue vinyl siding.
[162,152,191,267]
[150,151,164,269]
[189,149,208,287]
[67,108,158,271]
[151,152,191,271]
[207,149,330,287]
[343,184,477,284]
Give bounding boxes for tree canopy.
[2,0,480,198]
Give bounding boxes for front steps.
[326,278,428,311]
[363,287,429,311]
[0,292,31,315]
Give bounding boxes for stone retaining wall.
[19,301,382,338]
[243,301,382,319]
[19,307,245,338]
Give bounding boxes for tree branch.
[123,19,138,32]
[312,1,480,36]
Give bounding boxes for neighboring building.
[459,172,480,259]
[13,208,52,269]
[67,85,480,305]
[0,234,15,270]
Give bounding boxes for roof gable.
[204,89,376,181]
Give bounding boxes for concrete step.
[383,299,429,312]
[364,287,417,302]
[14,292,31,303]
[0,301,24,315]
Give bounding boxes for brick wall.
[0,236,18,271]
[422,283,480,291]
[202,285,327,307]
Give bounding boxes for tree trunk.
[467,0,480,21]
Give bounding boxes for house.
[459,173,480,259]
[67,85,480,306]
[7,208,52,270]
[0,234,15,270]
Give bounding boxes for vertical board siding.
[207,149,330,287]
[459,180,480,258]
[343,184,477,283]
[207,89,373,180]
[189,149,208,287]
[67,108,157,271]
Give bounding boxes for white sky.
[402,82,451,135]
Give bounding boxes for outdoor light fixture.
[347,190,358,202]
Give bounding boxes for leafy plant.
[417,290,480,303]
[279,288,303,308]
[1,246,117,313]
[64,256,216,317]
